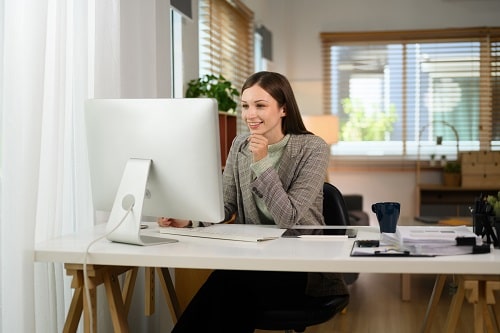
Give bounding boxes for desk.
[35,224,500,333]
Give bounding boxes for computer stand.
[106,158,175,246]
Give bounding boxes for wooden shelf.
[416,185,498,216]
[418,184,500,191]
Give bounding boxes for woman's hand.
[157,217,191,228]
[248,133,268,162]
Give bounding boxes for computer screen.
[85,98,225,245]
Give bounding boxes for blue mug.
[371,202,400,233]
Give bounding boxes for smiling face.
[241,84,286,144]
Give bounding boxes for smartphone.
[282,228,357,238]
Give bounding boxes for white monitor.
[85,98,225,245]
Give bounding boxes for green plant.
[340,98,397,141]
[185,74,239,112]
[486,191,500,218]
[443,161,461,173]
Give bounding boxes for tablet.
[282,228,357,238]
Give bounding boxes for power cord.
[83,204,134,333]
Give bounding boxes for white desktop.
[85,98,225,245]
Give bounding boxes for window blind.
[199,0,253,134]
[321,27,500,159]
[199,0,253,93]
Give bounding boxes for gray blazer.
[221,133,349,297]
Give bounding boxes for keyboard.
[159,224,286,242]
[139,235,179,245]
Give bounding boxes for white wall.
[120,0,171,98]
[242,0,500,224]
[281,0,499,80]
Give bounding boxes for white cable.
[83,205,134,333]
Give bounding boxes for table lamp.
[302,114,339,146]
[302,115,339,181]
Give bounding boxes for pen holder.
[473,213,487,236]
[495,217,500,249]
[473,213,499,248]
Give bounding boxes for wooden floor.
[255,273,500,333]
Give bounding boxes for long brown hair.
[241,71,311,135]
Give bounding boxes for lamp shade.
[302,115,339,145]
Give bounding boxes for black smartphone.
[282,228,357,238]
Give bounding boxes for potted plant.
[486,191,500,219]
[185,74,239,113]
[440,155,447,167]
[429,154,436,167]
[443,160,461,187]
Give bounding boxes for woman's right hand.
[157,217,191,228]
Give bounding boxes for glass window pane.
[324,33,497,158]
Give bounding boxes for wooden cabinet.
[416,151,500,217]
[417,184,498,217]
[218,112,237,167]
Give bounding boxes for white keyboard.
[159,224,286,242]
[139,235,178,245]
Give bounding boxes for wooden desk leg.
[157,267,181,323]
[122,267,138,315]
[64,265,97,333]
[83,283,97,333]
[421,274,447,333]
[468,280,484,333]
[486,281,500,332]
[145,267,155,316]
[401,273,411,301]
[63,286,84,333]
[103,270,130,333]
[444,276,466,333]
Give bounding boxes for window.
[255,25,273,72]
[171,8,184,98]
[254,29,264,72]
[198,0,254,134]
[321,28,500,161]
[198,0,253,91]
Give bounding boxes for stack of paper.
[393,226,482,256]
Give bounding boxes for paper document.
[159,224,286,242]
[398,226,483,256]
[398,226,480,245]
[351,226,484,257]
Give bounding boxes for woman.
[159,71,348,332]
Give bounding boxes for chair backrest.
[323,182,360,285]
[254,183,352,333]
[322,182,350,227]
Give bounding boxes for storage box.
[460,151,500,188]
[461,174,500,187]
[461,151,478,164]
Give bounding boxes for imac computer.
[85,98,225,245]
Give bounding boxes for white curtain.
[0,0,174,331]
[0,0,119,332]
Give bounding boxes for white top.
[34,223,500,275]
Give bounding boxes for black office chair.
[323,183,360,285]
[254,182,351,333]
